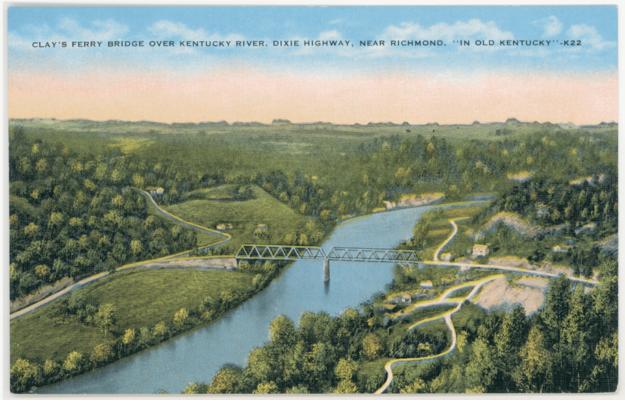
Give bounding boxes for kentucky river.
[41,203,458,394]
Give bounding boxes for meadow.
[10,269,254,363]
[164,185,315,250]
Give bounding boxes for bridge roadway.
[235,245,422,282]
[235,244,598,286]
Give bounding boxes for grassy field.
[418,205,487,259]
[164,185,313,250]
[10,269,253,363]
[141,190,222,247]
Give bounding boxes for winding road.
[433,217,468,261]
[374,217,599,393]
[10,190,232,320]
[375,274,503,394]
[136,189,231,257]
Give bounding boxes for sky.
[7,6,619,124]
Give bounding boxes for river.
[41,204,444,394]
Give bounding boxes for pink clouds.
[9,66,617,124]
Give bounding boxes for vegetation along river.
[41,204,453,394]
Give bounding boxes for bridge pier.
[323,257,330,282]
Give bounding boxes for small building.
[440,252,454,262]
[388,293,412,305]
[400,294,412,304]
[147,186,165,196]
[472,244,490,257]
[216,223,233,231]
[551,244,570,254]
[419,280,433,289]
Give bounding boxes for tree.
[464,338,497,392]
[254,381,279,394]
[183,382,208,394]
[335,379,358,393]
[121,328,136,347]
[130,239,143,257]
[494,305,527,390]
[63,351,85,374]
[246,347,276,383]
[34,264,50,280]
[95,303,116,335]
[10,359,42,393]
[587,332,618,392]
[561,286,594,391]
[152,321,169,339]
[362,333,383,360]
[91,343,113,365]
[208,366,242,393]
[514,325,552,392]
[540,276,571,346]
[42,359,60,379]
[400,377,427,393]
[269,315,297,348]
[335,358,357,381]
[286,384,310,394]
[335,358,358,393]
[173,307,189,328]
[304,342,336,392]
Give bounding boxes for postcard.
[6,4,618,395]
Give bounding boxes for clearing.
[164,185,314,250]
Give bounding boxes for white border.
[1,1,622,399]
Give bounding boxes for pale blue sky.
[8,5,618,73]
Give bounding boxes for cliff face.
[476,212,539,239]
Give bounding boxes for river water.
[41,205,440,394]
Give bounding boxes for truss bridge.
[235,244,420,282]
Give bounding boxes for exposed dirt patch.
[515,276,550,289]
[472,276,545,315]
[477,211,539,239]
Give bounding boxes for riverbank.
[10,263,284,393]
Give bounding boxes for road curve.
[135,189,231,257]
[375,216,599,393]
[375,274,501,394]
[11,190,233,320]
[433,217,468,261]
[426,218,597,286]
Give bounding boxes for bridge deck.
[236,245,420,263]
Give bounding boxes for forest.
[185,259,617,394]
[9,121,616,301]
[8,119,618,393]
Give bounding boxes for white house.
[472,244,490,257]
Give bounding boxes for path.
[10,190,232,320]
[433,217,468,261]
[375,217,598,393]
[375,274,502,393]
[426,217,596,286]
[136,189,231,257]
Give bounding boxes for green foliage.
[392,258,618,394]
[9,134,198,299]
[10,358,42,393]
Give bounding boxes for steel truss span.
[235,245,420,264]
[235,245,326,260]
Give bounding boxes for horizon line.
[9,116,618,127]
